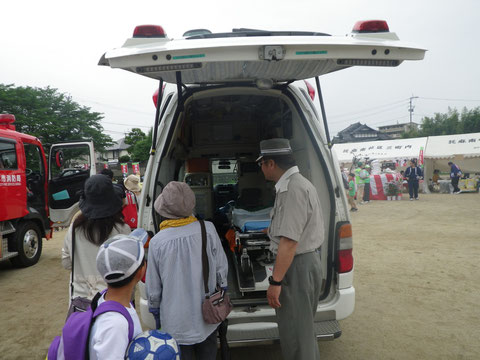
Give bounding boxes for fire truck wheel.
[10,221,43,268]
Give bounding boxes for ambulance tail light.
[133,25,166,38]
[304,80,315,100]
[0,114,16,130]
[352,20,389,33]
[337,223,353,273]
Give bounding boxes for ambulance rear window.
[0,139,18,170]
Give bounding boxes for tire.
[10,221,43,268]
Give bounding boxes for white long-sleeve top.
[62,222,131,300]
[146,220,228,345]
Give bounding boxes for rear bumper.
[138,282,355,345]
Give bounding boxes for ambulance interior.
[152,88,331,300]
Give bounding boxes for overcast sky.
[1,0,479,141]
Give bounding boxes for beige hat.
[154,181,196,219]
[124,174,141,193]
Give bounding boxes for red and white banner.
[369,173,402,200]
[419,146,424,166]
[103,163,108,169]
[132,162,140,175]
[120,163,128,174]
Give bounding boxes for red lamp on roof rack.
[352,20,389,33]
[133,25,166,38]
[0,114,16,130]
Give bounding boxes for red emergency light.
[0,114,16,130]
[133,25,166,38]
[352,20,389,33]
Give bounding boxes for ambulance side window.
[0,139,18,170]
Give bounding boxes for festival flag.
[419,146,424,167]
[121,163,128,175]
[103,163,109,169]
[132,162,140,175]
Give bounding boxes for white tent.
[423,132,480,190]
[333,137,428,166]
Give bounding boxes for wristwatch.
[268,276,282,286]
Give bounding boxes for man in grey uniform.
[257,138,324,360]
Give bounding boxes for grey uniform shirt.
[268,166,325,255]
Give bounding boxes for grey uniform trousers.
[275,251,322,360]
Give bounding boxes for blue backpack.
[48,291,134,360]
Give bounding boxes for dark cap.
[79,174,123,219]
[256,138,293,162]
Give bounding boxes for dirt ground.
[1,193,479,359]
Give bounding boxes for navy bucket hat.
[79,174,123,219]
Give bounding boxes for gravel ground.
[1,193,479,359]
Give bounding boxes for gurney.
[230,207,275,293]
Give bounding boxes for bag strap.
[200,220,209,295]
[70,224,76,299]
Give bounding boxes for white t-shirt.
[89,294,143,360]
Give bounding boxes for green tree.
[0,84,113,152]
[119,154,131,163]
[402,106,480,138]
[128,128,152,163]
[125,128,146,146]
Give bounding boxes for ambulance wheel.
[10,221,43,268]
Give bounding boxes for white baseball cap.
[96,235,145,284]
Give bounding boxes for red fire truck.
[0,114,95,267]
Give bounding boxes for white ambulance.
[100,21,425,345]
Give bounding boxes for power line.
[368,115,410,126]
[76,97,155,116]
[418,96,480,102]
[328,98,410,119]
[101,121,152,129]
[329,103,408,124]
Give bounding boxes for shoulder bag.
[66,225,92,320]
[200,220,232,324]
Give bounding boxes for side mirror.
[54,150,64,168]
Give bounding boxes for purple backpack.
[48,292,134,360]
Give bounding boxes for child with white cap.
[88,234,146,359]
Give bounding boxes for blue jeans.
[408,180,419,199]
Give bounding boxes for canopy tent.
[423,132,480,192]
[333,137,428,166]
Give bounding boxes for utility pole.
[408,96,419,125]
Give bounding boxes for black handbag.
[199,220,232,324]
[66,225,91,320]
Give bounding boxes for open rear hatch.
[99,21,425,84]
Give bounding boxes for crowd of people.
[56,138,324,360]
[340,159,468,209]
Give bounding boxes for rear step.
[226,320,341,345]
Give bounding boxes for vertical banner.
[121,163,128,176]
[132,162,140,176]
[419,146,424,167]
[103,163,109,169]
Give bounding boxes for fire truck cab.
[0,114,95,267]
